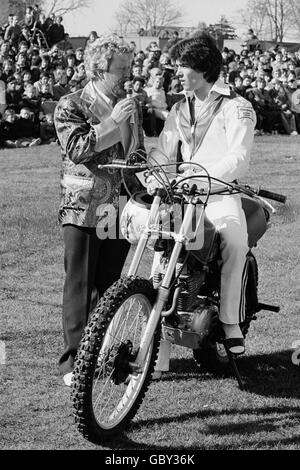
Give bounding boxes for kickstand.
[224,345,246,391]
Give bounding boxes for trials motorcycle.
[71,152,286,444]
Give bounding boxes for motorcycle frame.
[127,191,206,369]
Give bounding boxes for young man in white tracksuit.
[147,33,257,356]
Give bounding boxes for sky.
[62,0,249,38]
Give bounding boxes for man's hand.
[111,97,135,125]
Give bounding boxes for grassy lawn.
[1,135,300,450]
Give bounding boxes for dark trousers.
[58,224,130,375]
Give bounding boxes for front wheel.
[71,276,160,444]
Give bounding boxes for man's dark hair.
[169,32,222,83]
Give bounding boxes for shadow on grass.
[164,349,300,399]
[100,402,300,450]
[95,350,300,450]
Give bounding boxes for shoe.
[222,323,245,355]
[29,138,42,147]
[291,131,298,136]
[223,337,245,356]
[63,372,73,387]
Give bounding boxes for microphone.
[126,86,135,124]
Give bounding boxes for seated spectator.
[52,66,68,101]
[66,79,81,93]
[65,52,76,69]
[271,80,298,135]
[19,26,32,49]
[1,59,15,82]
[40,54,52,74]
[75,47,84,66]
[30,55,41,83]
[22,69,32,89]
[34,71,53,95]
[131,64,144,80]
[71,63,87,88]
[5,77,21,111]
[166,76,184,110]
[232,75,247,98]
[20,82,42,122]
[15,106,41,147]
[56,33,73,52]
[40,112,57,144]
[0,108,20,148]
[15,52,30,74]
[246,77,282,135]
[40,82,54,102]
[49,45,62,68]
[65,66,75,83]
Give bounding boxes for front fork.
[128,195,201,368]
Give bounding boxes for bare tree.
[0,0,91,22]
[237,0,268,38]
[43,0,91,17]
[237,0,295,41]
[114,0,185,35]
[286,0,300,35]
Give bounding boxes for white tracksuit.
[149,79,256,324]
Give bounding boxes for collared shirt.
[149,79,256,183]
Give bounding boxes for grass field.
[1,135,300,450]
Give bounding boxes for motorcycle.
[71,152,286,444]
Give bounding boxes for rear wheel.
[193,253,258,374]
[71,276,160,444]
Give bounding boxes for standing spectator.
[34,12,48,36]
[85,31,98,48]
[4,15,21,49]
[24,6,35,31]
[246,29,260,52]
[48,15,65,47]
[145,75,169,133]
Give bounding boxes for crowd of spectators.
[0,5,88,149]
[1,10,300,149]
[126,32,300,137]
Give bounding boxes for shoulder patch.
[237,106,255,121]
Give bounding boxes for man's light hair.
[84,34,131,80]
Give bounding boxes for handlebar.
[256,188,287,204]
[98,159,287,204]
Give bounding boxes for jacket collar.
[184,78,231,101]
[80,80,113,120]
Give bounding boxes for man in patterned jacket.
[54,35,144,386]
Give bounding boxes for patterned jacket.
[54,81,145,227]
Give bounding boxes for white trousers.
[204,194,249,325]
